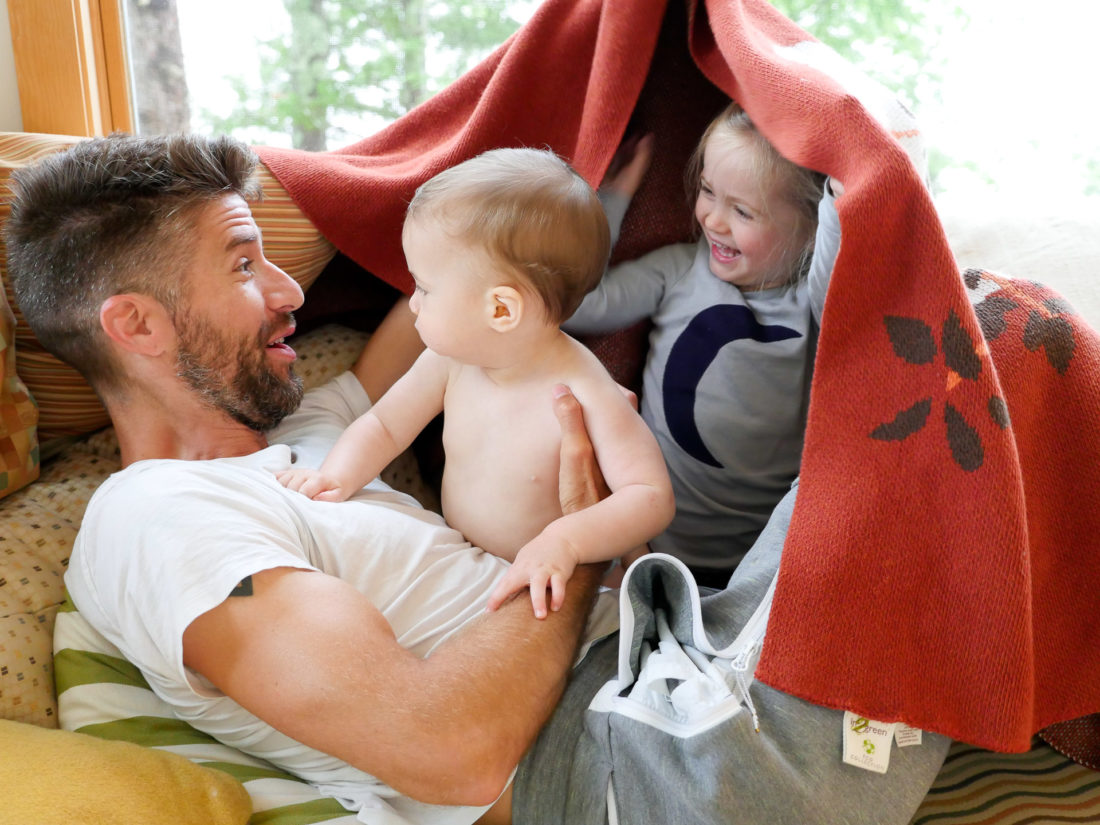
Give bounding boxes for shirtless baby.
[278,147,675,617]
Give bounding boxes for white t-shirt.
[66,371,616,825]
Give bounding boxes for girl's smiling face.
[693,131,808,291]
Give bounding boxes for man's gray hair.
[4,133,261,391]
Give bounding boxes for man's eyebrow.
[225,230,260,253]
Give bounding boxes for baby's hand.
[485,533,580,619]
[601,133,655,200]
[275,468,354,502]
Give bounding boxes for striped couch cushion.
[54,600,358,825]
[909,739,1100,824]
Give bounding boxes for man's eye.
[236,259,255,275]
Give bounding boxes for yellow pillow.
[0,719,251,825]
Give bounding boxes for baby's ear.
[487,285,524,332]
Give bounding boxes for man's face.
[175,309,304,432]
[174,194,305,431]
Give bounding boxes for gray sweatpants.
[514,481,951,824]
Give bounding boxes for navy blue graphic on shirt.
[663,304,801,467]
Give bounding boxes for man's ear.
[99,294,171,356]
[487,285,524,332]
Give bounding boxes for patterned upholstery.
[0,277,37,499]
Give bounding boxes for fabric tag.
[842,711,896,774]
[895,723,923,747]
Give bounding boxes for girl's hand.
[602,133,655,199]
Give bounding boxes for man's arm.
[183,385,609,807]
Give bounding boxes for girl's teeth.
[711,241,737,262]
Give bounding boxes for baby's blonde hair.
[687,103,825,285]
[406,148,610,323]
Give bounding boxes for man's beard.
[175,312,304,432]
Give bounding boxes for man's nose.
[265,261,305,313]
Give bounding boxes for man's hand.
[482,384,606,616]
[553,383,611,515]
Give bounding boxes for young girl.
[564,103,841,588]
[278,147,675,618]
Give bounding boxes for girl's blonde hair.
[686,103,826,286]
[406,147,610,323]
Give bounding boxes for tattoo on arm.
[229,576,253,597]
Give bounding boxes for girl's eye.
[734,206,753,220]
[413,283,426,294]
[700,183,714,196]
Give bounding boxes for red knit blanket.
[257,0,1100,753]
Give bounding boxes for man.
[8,133,950,825]
[6,133,611,824]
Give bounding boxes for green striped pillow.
[53,597,358,825]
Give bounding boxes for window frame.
[8,0,132,136]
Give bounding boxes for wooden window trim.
[8,0,132,136]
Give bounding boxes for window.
[157,0,537,150]
[10,0,1099,204]
[8,0,535,152]
[8,0,131,136]
[8,0,536,151]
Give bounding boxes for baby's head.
[404,148,610,324]
[687,103,825,290]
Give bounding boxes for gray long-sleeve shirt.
[564,187,840,573]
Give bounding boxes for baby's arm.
[277,350,449,501]
[487,379,675,617]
